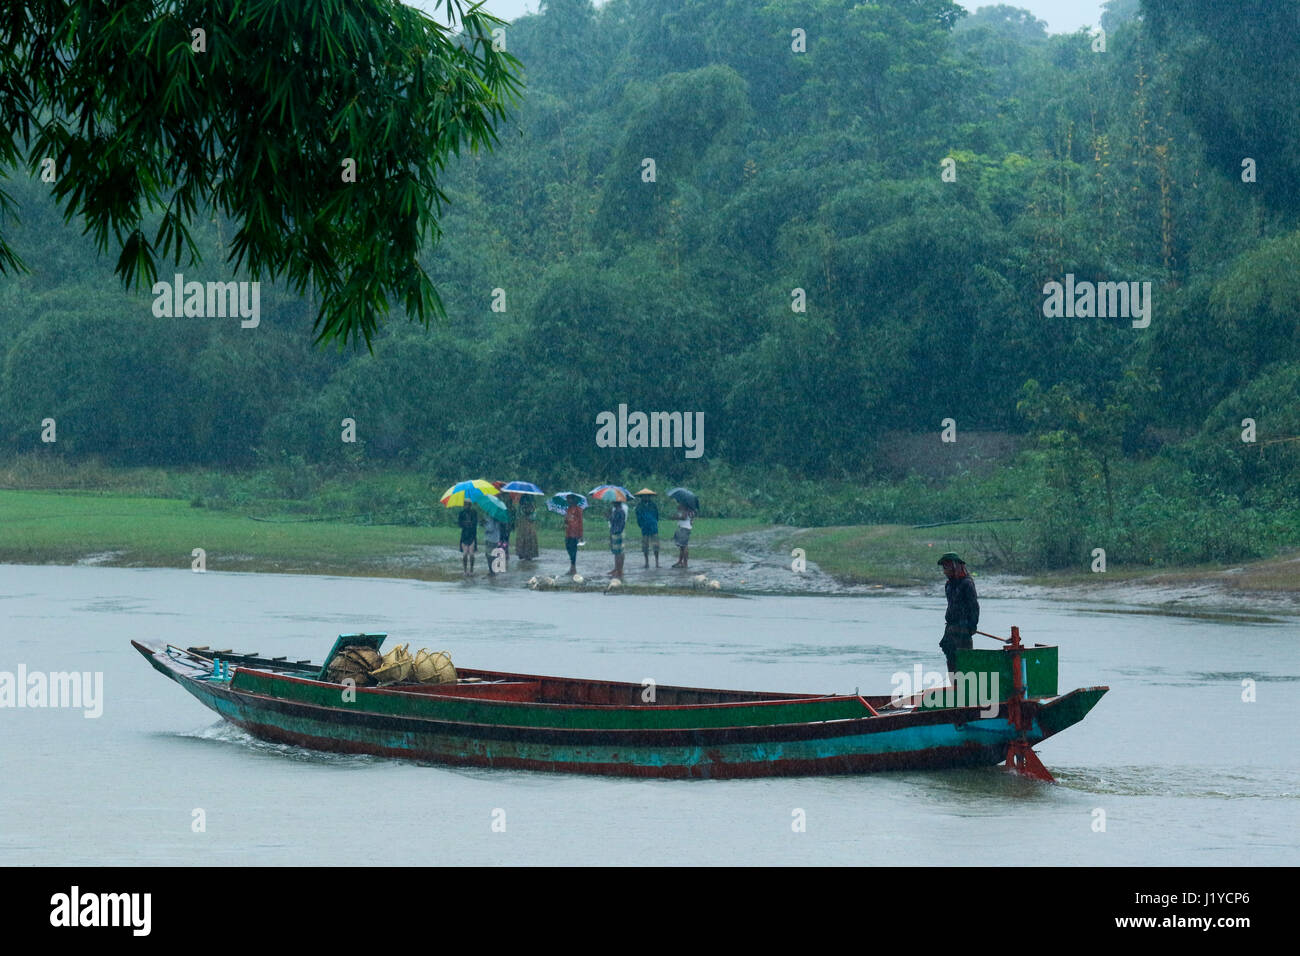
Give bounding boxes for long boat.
[132,627,1106,781]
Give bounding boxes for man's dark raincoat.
[940,573,979,673]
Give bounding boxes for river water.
[1,565,1296,865]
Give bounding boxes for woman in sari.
[515,494,540,560]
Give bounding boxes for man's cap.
[937,552,965,565]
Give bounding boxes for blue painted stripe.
[179,676,1042,772]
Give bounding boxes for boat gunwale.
[228,665,863,713]
[223,663,1106,717]
[141,643,829,708]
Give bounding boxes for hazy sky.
[411,0,1108,34]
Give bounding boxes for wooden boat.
[131,626,1106,780]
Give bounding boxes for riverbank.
[0,488,765,585]
[2,489,1296,615]
[778,522,1300,616]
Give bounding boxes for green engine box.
[918,644,1059,709]
[955,645,1059,699]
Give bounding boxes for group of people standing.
[455,488,696,580]
[456,494,540,575]
[590,488,696,580]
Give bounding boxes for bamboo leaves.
[0,0,522,347]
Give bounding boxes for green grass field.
[0,490,441,572]
[0,490,771,578]
[780,520,1034,586]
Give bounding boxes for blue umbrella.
[502,481,544,496]
[547,492,587,515]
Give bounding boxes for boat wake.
[175,722,382,767]
[1053,765,1300,799]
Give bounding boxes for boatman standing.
[938,552,979,676]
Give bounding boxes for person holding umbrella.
[499,502,513,571]
[672,504,694,568]
[588,486,633,580]
[515,493,539,560]
[457,503,478,575]
[634,489,660,568]
[563,494,584,577]
[667,488,699,568]
[493,482,514,572]
[504,482,544,561]
[440,480,505,576]
[608,497,627,580]
[483,509,502,575]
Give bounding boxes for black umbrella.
[666,487,699,512]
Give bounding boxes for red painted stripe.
[857,695,880,717]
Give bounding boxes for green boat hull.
[133,641,1107,779]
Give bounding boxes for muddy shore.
[351,527,1300,620]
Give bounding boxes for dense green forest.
[1,0,1297,570]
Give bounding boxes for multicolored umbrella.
[666,487,699,512]
[547,492,587,515]
[439,479,507,521]
[589,484,633,502]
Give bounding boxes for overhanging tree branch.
[0,0,523,348]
